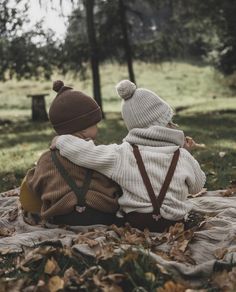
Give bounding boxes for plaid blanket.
[1,188,236,287]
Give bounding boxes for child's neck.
[72,132,93,141]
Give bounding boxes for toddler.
[20,80,121,226]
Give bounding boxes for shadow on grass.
[175,111,236,189]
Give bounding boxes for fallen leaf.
[63,267,81,286]
[96,243,114,260]
[168,223,185,241]
[75,234,99,247]
[119,250,139,266]
[145,272,155,282]
[44,258,60,275]
[220,181,236,197]
[177,239,189,253]
[187,188,207,198]
[1,188,20,197]
[0,227,15,237]
[157,280,186,292]
[8,207,18,222]
[212,268,236,291]
[214,247,228,260]
[47,276,64,292]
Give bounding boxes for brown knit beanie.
[49,80,102,134]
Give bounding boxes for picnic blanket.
[1,188,236,287]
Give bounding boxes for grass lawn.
[0,61,235,192]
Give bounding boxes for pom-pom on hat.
[49,80,102,134]
[116,80,174,130]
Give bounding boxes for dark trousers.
[51,206,118,226]
[125,212,180,232]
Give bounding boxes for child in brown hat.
[20,80,121,226]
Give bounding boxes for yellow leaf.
[145,272,156,282]
[214,247,228,260]
[48,276,64,292]
[157,280,186,292]
[44,258,59,275]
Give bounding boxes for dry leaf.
[220,181,236,197]
[212,268,236,291]
[170,244,195,264]
[47,276,64,292]
[8,207,18,222]
[214,247,228,260]
[123,232,146,245]
[75,235,99,247]
[154,250,171,261]
[63,267,82,286]
[119,251,139,266]
[96,243,114,260]
[157,280,186,292]
[187,188,207,198]
[0,227,15,237]
[101,284,123,292]
[145,272,155,282]
[103,273,125,283]
[44,258,60,275]
[177,239,189,253]
[1,188,20,197]
[168,223,185,241]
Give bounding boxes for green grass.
[0,61,235,192]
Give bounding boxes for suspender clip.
[75,206,86,213]
[152,214,162,221]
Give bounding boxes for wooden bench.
[27,94,49,121]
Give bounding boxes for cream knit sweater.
[56,125,206,221]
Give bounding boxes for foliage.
[60,0,236,76]
[148,0,236,74]
[0,0,59,81]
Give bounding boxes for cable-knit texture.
[121,88,174,130]
[123,125,185,147]
[57,127,206,221]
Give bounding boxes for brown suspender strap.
[132,144,180,215]
[132,145,160,214]
[157,148,180,211]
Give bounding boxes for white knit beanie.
[116,80,174,130]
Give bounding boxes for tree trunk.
[118,0,136,84]
[27,94,48,122]
[84,0,104,118]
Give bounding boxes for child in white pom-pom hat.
[51,80,206,232]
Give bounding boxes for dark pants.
[125,212,180,232]
[51,206,118,226]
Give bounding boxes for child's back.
[20,80,121,226]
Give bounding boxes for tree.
[0,0,59,81]
[84,0,104,117]
[118,0,136,83]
